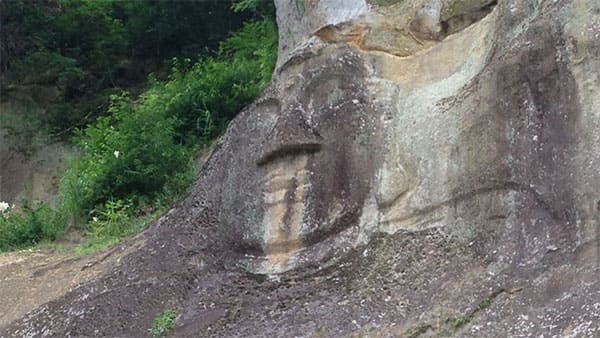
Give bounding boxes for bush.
[231,0,275,18]
[48,0,127,80]
[0,15,278,251]
[45,88,120,135]
[58,91,193,217]
[0,200,62,252]
[0,0,58,72]
[57,20,277,224]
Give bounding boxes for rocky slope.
[2,0,599,337]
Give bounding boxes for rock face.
[3,0,600,337]
[0,94,75,205]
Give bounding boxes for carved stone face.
[207,0,600,274]
[213,47,382,272]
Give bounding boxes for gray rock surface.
[2,0,600,337]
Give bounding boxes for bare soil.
[0,236,144,328]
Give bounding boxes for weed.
[90,199,133,239]
[444,315,470,329]
[151,309,178,337]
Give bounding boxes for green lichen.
[369,0,405,7]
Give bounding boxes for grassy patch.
[70,235,121,257]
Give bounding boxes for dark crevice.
[256,142,322,166]
[440,0,498,38]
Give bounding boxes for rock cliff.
[2,0,599,337]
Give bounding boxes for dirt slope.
[0,236,144,329]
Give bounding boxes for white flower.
[92,217,98,222]
[0,201,9,214]
[113,150,120,158]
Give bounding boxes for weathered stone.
[3,0,600,337]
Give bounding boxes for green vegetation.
[1,0,265,134]
[444,315,470,330]
[405,323,433,338]
[438,292,499,334]
[0,201,62,252]
[151,309,178,338]
[0,0,277,252]
[58,19,277,223]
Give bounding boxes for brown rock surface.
[2,0,599,337]
[0,92,76,206]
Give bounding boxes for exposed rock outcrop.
[0,89,75,206]
[2,0,599,337]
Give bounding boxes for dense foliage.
[1,0,260,134]
[59,20,276,219]
[0,201,60,252]
[0,0,277,251]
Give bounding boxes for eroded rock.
[2,0,600,337]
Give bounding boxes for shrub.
[0,200,62,252]
[58,91,192,217]
[45,88,120,136]
[152,20,278,144]
[49,0,127,79]
[231,0,275,18]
